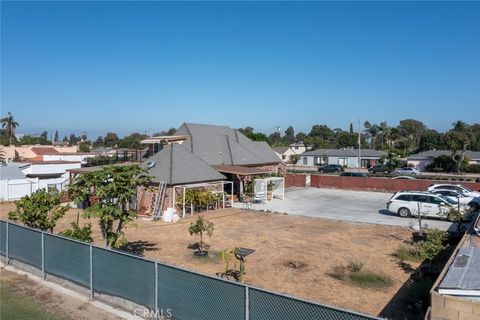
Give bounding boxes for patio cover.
[212,165,271,176]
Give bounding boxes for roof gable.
[140,144,226,185]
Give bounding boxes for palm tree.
[378,122,389,150]
[0,112,19,145]
[364,121,380,149]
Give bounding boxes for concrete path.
[234,187,454,231]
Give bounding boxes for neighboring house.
[1,145,78,163]
[407,150,480,171]
[273,142,307,163]
[0,163,34,201]
[297,148,385,168]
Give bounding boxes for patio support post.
[183,187,186,218]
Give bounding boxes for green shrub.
[347,260,364,272]
[59,222,93,243]
[393,243,424,262]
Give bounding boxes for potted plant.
[188,216,214,256]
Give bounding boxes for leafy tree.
[444,129,473,174]
[336,132,358,148]
[69,165,151,248]
[188,216,214,255]
[295,132,307,142]
[418,129,445,152]
[104,132,119,147]
[397,119,426,152]
[93,136,104,148]
[0,112,19,145]
[19,135,51,145]
[60,222,93,242]
[78,141,90,152]
[40,131,48,141]
[62,136,69,142]
[349,123,354,134]
[309,124,333,140]
[419,229,447,266]
[69,134,81,145]
[426,155,462,172]
[117,132,147,149]
[8,189,70,232]
[283,126,295,144]
[54,130,59,142]
[364,121,380,149]
[268,132,282,146]
[379,152,401,170]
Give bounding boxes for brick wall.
[285,173,480,193]
[431,291,480,320]
[137,185,174,216]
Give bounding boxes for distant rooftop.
[302,148,385,158]
[140,135,188,144]
[408,150,480,160]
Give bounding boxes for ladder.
[152,181,166,221]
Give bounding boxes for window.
[338,158,348,166]
[295,146,299,150]
[395,195,410,201]
[282,155,286,160]
[303,157,307,165]
[429,196,443,205]
[360,159,370,168]
[314,157,321,165]
[411,195,429,203]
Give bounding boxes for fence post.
[41,232,45,279]
[89,244,93,299]
[245,286,249,320]
[155,262,158,313]
[5,221,9,265]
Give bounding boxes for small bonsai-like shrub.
[188,216,214,255]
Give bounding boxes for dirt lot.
[0,202,419,317]
[0,268,121,320]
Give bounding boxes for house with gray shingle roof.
[297,148,385,168]
[407,150,480,171]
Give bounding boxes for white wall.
[22,162,81,175]
[43,154,96,162]
[0,178,38,201]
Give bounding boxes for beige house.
[273,142,307,163]
[1,145,78,163]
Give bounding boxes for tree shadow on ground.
[120,241,159,256]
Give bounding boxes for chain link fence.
[0,220,381,320]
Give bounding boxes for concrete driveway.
[235,187,454,231]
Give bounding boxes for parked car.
[429,189,480,212]
[386,191,467,219]
[340,172,368,177]
[391,176,416,180]
[318,164,344,173]
[368,165,393,174]
[393,167,421,176]
[427,184,480,198]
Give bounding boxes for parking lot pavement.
[234,187,453,231]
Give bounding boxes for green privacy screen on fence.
[157,264,246,320]
[44,233,90,287]
[92,246,156,309]
[0,220,381,320]
[249,288,375,320]
[0,221,5,255]
[8,223,42,268]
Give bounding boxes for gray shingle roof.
[439,246,480,291]
[302,148,385,158]
[175,123,280,166]
[408,150,480,160]
[140,143,226,185]
[0,164,27,180]
[273,146,290,154]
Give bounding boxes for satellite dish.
[146,161,156,169]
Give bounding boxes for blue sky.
[1,1,479,139]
